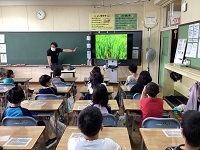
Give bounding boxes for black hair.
[39,74,51,86]
[137,71,152,85]
[78,106,103,137]
[129,64,137,73]
[90,73,104,88]
[50,42,58,48]
[92,84,108,107]
[146,82,159,97]
[53,68,61,76]
[6,86,25,104]
[181,110,200,148]
[91,66,101,74]
[6,70,14,78]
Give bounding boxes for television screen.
[95,34,127,60]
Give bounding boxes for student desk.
[0,126,45,150]
[80,86,114,94]
[34,86,72,94]
[118,77,127,85]
[64,77,77,83]
[123,99,173,112]
[0,86,15,107]
[83,77,110,85]
[73,100,119,112]
[14,78,32,99]
[21,100,63,137]
[73,100,119,125]
[139,128,184,150]
[119,85,133,106]
[56,126,132,150]
[50,69,76,78]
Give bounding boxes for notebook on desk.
[51,65,64,71]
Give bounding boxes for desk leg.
[24,82,28,100]
[55,111,58,138]
[73,72,75,77]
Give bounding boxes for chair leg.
[140,138,144,150]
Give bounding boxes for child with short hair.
[87,84,111,114]
[4,70,14,84]
[1,87,57,149]
[125,64,138,84]
[140,82,163,124]
[166,110,200,150]
[52,68,65,83]
[68,106,121,150]
[38,74,57,94]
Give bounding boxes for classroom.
[0,0,200,150]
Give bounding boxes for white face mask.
[51,47,56,51]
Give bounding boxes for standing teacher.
[47,42,77,66]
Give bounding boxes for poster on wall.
[0,34,5,43]
[190,43,198,58]
[0,44,6,53]
[198,39,200,58]
[174,39,187,64]
[89,14,114,31]
[0,54,7,63]
[193,23,199,38]
[188,24,194,39]
[185,43,192,57]
[114,13,138,30]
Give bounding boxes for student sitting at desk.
[83,73,105,100]
[140,82,163,124]
[130,71,152,95]
[166,110,200,150]
[68,106,121,150]
[88,66,102,81]
[38,74,57,94]
[87,84,111,114]
[1,87,57,149]
[125,64,138,85]
[52,68,65,83]
[4,70,14,84]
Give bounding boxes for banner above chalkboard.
[89,13,138,31]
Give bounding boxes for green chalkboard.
[178,22,200,68]
[0,32,89,65]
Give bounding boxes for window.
[162,0,181,28]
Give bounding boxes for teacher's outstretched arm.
[63,47,78,53]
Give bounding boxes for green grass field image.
[95,34,127,60]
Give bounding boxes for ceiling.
[0,0,146,6]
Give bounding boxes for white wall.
[181,0,200,24]
[0,5,144,31]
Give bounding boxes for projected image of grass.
[95,34,127,60]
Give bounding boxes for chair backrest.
[124,82,136,86]
[102,114,117,127]
[0,83,15,87]
[35,94,58,100]
[142,117,180,128]
[2,116,37,126]
[133,93,142,100]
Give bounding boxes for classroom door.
[159,30,171,86]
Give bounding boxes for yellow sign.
[90,14,114,31]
